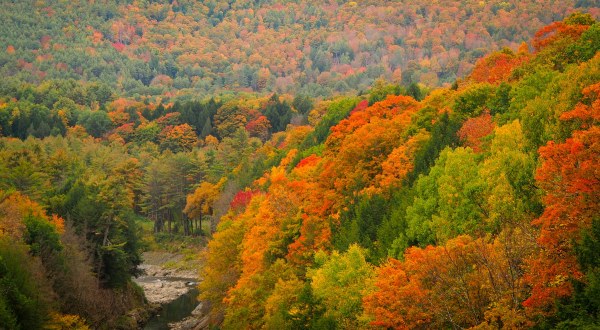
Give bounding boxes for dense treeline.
[0,137,146,328]
[0,61,335,327]
[0,8,599,330]
[197,14,600,329]
[0,0,597,98]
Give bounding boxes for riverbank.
[134,251,206,329]
[136,264,197,305]
[168,302,210,330]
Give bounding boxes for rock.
[137,279,191,304]
[138,262,198,280]
[125,304,161,329]
[190,303,203,316]
[168,315,209,330]
[167,301,209,329]
[134,252,200,305]
[134,251,203,328]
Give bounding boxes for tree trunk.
[168,210,172,233]
[190,215,194,234]
[184,213,190,236]
[199,209,202,236]
[97,216,112,285]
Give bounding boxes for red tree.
[523,83,600,313]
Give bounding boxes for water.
[143,287,200,330]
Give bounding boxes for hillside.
[198,13,600,329]
[0,4,599,330]
[1,0,598,99]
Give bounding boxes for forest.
[1,0,598,99]
[0,1,599,330]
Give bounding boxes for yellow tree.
[184,181,220,235]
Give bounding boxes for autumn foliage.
[229,189,258,212]
[1,10,599,329]
[457,111,495,152]
[524,83,600,314]
[196,15,600,329]
[0,191,64,239]
[470,50,528,84]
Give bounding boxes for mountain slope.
[1,0,598,98]
[199,13,600,329]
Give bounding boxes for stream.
[143,287,200,330]
[135,265,200,330]
[134,253,203,330]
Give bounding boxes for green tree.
[265,94,293,133]
[309,245,375,329]
[0,239,49,330]
[214,102,246,139]
[292,95,314,115]
[453,84,494,117]
[79,111,113,138]
[334,194,389,262]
